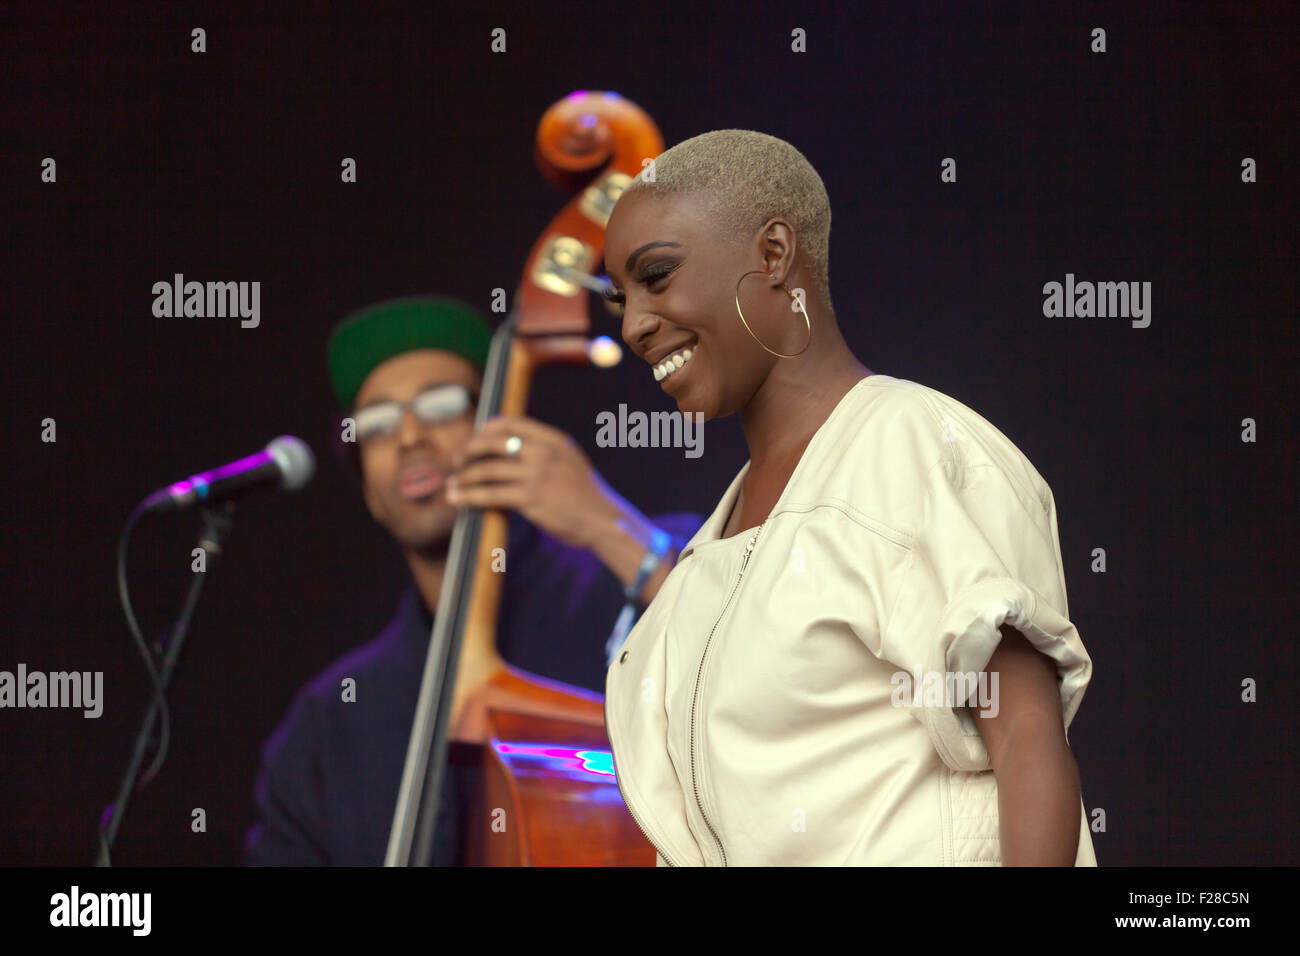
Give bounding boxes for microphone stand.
[94,501,235,865]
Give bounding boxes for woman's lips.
[398,465,445,500]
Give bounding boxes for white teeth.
[652,344,697,383]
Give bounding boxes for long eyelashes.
[603,262,678,310]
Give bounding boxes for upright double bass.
[384,91,664,867]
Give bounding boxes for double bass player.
[244,295,699,865]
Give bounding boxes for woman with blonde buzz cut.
[602,129,1097,866]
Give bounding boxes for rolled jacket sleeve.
[883,445,1093,774]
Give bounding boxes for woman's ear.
[757,217,798,286]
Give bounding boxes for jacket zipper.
[605,688,680,867]
[689,520,765,867]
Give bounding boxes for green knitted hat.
[327,296,493,410]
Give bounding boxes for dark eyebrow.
[625,240,683,274]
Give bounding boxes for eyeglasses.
[352,383,476,442]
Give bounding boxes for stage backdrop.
[1,0,1294,865]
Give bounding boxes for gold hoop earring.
[734,270,812,358]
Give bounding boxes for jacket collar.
[678,462,749,561]
[677,376,888,561]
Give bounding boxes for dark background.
[1,0,1295,866]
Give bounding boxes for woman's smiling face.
[604,187,778,420]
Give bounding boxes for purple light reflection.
[491,741,617,781]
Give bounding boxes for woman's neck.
[738,324,871,471]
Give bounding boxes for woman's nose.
[621,303,660,355]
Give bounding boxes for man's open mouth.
[398,464,445,500]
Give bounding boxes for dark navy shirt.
[244,510,699,866]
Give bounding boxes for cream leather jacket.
[605,375,1097,866]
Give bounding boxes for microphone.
[141,435,316,514]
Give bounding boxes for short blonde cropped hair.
[622,129,831,295]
